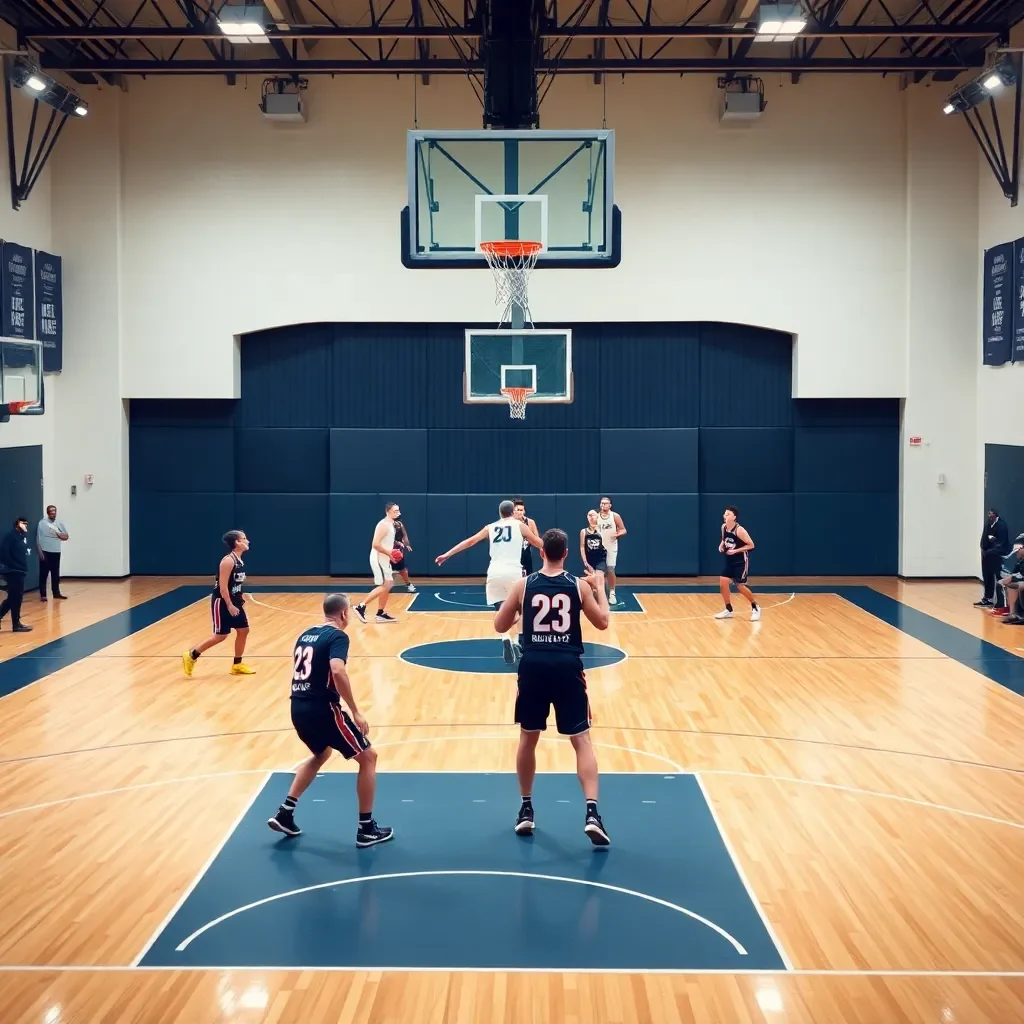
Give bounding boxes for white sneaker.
[609,591,618,605]
[751,606,761,621]
[407,584,417,593]
[715,609,733,619]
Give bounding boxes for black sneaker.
[375,611,397,624]
[267,808,301,837]
[353,603,368,623]
[12,623,32,633]
[584,812,610,847]
[356,820,394,848]
[975,599,994,607]
[502,638,515,664]
[514,804,535,835]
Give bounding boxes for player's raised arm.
[579,571,610,630]
[521,522,544,550]
[436,526,490,566]
[494,575,527,633]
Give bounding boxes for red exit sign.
[909,436,922,446]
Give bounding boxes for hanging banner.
[1014,238,1024,363]
[983,241,1013,366]
[1,241,34,341]
[34,251,62,372]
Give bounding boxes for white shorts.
[605,548,617,570]
[486,573,522,607]
[370,553,393,586]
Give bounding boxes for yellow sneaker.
[182,650,196,677]
[230,662,256,675]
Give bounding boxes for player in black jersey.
[513,497,538,576]
[579,509,607,575]
[268,593,393,847]
[182,530,256,677]
[390,518,417,594]
[716,506,760,621]
[494,528,613,846]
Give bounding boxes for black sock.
[751,602,759,610]
[725,604,733,612]
[359,811,372,827]
[233,656,242,664]
[520,795,532,810]
[190,649,201,660]
[283,795,297,811]
[586,799,598,817]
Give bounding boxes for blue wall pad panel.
[130,426,234,492]
[235,428,329,494]
[793,493,898,575]
[599,324,700,428]
[375,492,427,578]
[331,324,429,428]
[236,494,328,576]
[793,398,900,428]
[139,772,786,971]
[427,430,598,493]
[699,427,793,494]
[699,324,793,428]
[793,426,899,494]
[556,493,649,574]
[330,429,428,494]
[129,398,237,428]
[699,493,795,576]
[600,428,698,494]
[328,494,387,575]
[646,494,699,574]
[239,325,332,427]
[130,492,236,574]
[426,494,469,577]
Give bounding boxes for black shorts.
[290,700,371,759]
[514,651,591,736]
[390,555,407,572]
[211,595,248,634]
[722,558,749,585]
[586,553,607,572]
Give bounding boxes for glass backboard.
[465,328,572,404]
[0,339,43,414]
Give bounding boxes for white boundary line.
[173,870,747,955]
[130,771,272,967]
[695,772,793,971]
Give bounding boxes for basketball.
[391,548,403,563]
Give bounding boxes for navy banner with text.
[984,242,1013,366]
[34,251,62,372]
[1014,238,1024,363]
[1,242,34,341]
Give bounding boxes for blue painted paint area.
[400,638,627,674]
[408,585,644,613]
[139,771,785,970]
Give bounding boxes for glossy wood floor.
[3,577,1024,1022]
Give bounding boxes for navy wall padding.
[699,494,795,577]
[130,426,234,493]
[427,494,468,577]
[239,325,332,427]
[700,324,793,427]
[235,428,329,493]
[647,495,700,574]
[793,493,898,575]
[130,492,236,575]
[600,429,698,494]
[327,494,385,575]
[236,493,328,575]
[330,429,428,493]
[555,493,649,574]
[130,399,237,427]
[794,427,899,493]
[699,428,793,494]
[378,493,428,577]
[793,398,899,428]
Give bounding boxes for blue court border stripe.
[1,584,1021,703]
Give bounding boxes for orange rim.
[480,241,544,258]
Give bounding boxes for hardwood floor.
[2,577,1023,1022]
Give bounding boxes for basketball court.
[2,1,1024,1021]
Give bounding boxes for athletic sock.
[283,795,298,811]
[520,795,533,810]
[725,604,733,612]
[585,800,598,817]
[233,656,242,664]
[751,602,759,610]
[359,812,373,827]
[190,649,201,660]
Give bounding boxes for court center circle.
[399,638,627,674]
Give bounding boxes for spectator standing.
[37,504,69,601]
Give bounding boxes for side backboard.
[465,328,572,404]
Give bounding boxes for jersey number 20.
[493,525,512,543]
[293,645,313,680]
[532,593,571,632]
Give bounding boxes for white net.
[501,387,534,420]
[480,241,542,325]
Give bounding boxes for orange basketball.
[391,548,403,563]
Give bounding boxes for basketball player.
[579,510,607,575]
[494,528,612,846]
[354,503,400,624]
[716,506,760,621]
[181,530,256,677]
[267,593,393,847]
[390,516,416,594]
[513,497,538,577]
[596,496,627,605]
[436,500,542,664]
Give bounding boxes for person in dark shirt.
[977,509,1011,610]
[268,592,393,848]
[0,516,33,632]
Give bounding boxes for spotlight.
[25,75,45,92]
[74,103,87,117]
[217,4,269,43]
[943,102,956,115]
[755,3,806,42]
[6,57,88,118]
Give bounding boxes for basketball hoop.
[480,240,542,325]
[5,401,33,415]
[501,386,535,420]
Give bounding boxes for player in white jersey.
[596,496,627,605]
[436,499,542,663]
[354,502,400,625]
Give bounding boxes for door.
[0,444,43,591]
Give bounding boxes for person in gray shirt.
[37,504,68,600]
